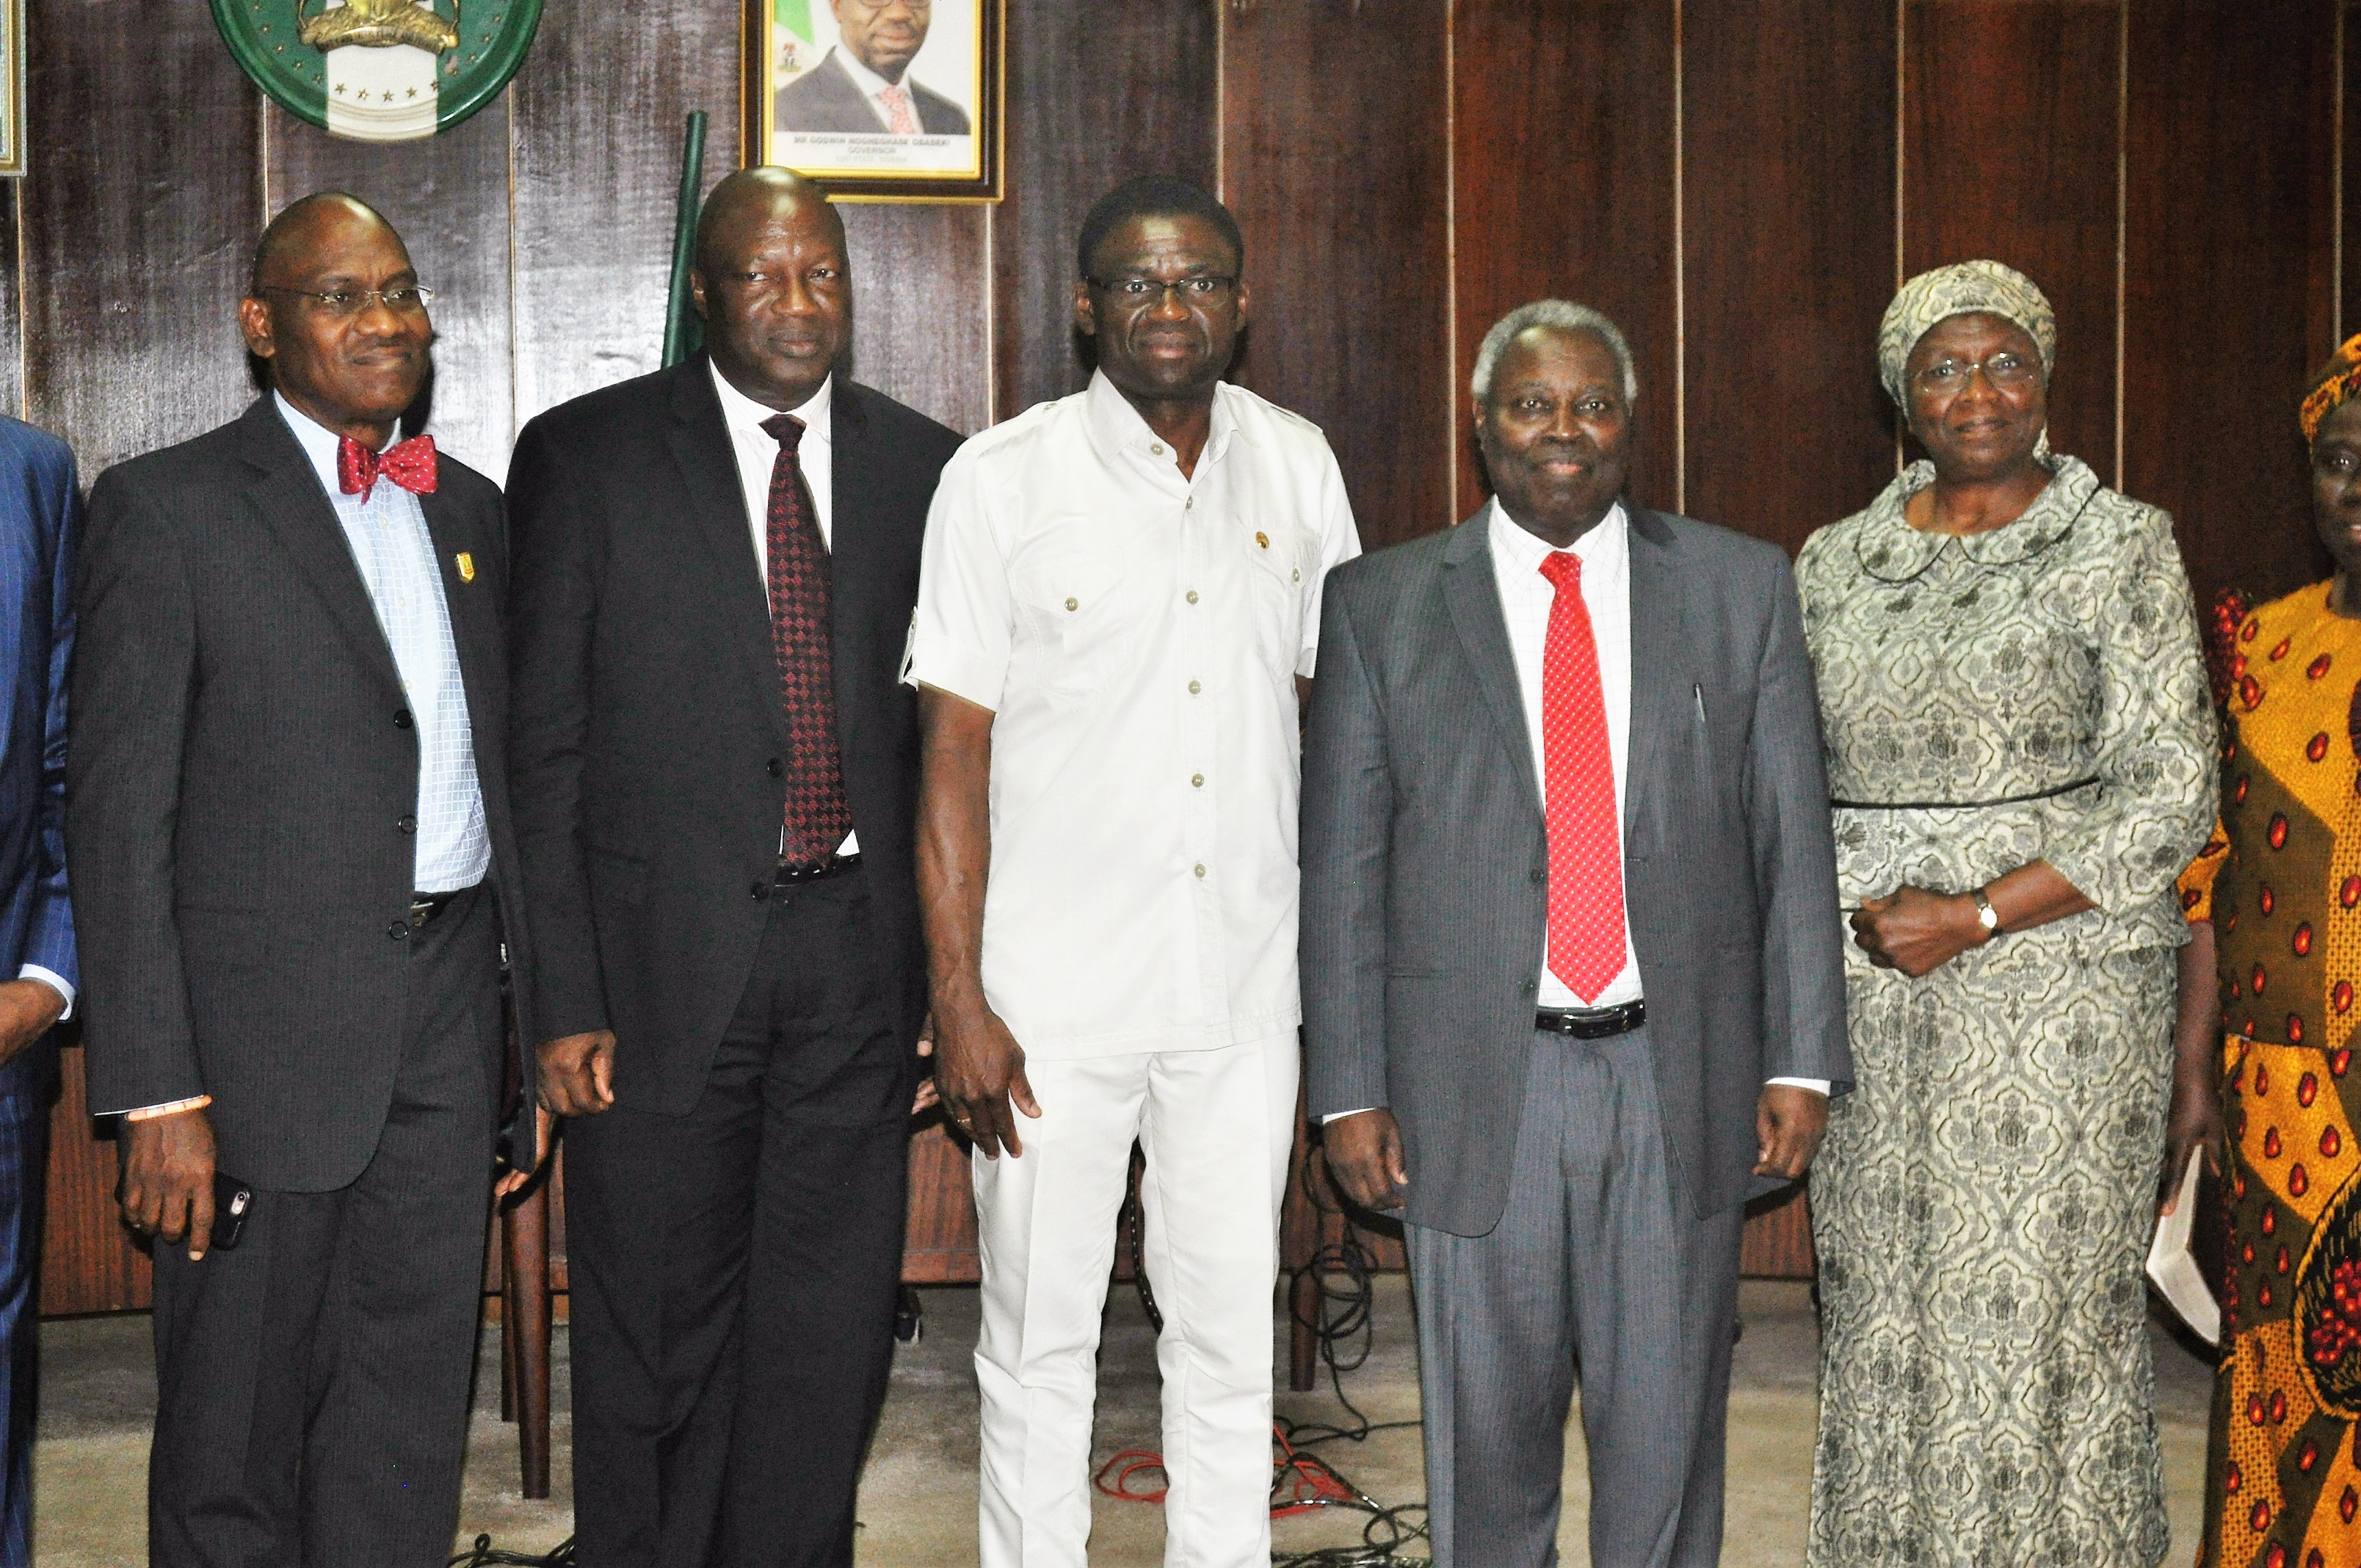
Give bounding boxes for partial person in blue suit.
[0,414,80,1568]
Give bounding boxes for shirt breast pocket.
[1244,539,1305,680]
[1010,554,1131,704]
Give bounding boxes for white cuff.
[16,965,71,1022]
[1321,1106,1378,1124]
[1765,1076,1830,1096]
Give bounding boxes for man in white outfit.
[908,175,1360,1567]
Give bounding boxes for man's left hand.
[0,979,65,1070]
[1754,1084,1828,1180]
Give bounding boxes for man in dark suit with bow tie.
[68,192,537,1568]
[506,167,960,1567]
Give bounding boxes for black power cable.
[447,1534,574,1567]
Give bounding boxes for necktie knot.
[336,433,438,503]
[1538,550,1583,591]
[760,412,806,454]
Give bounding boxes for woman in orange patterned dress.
[2193,336,2361,1568]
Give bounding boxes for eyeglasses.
[1087,275,1240,311]
[1910,350,2039,394]
[256,285,436,318]
[844,0,931,13]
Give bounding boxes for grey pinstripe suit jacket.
[1302,505,1852,1235]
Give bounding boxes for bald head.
[694,168,842,280]
[250,192,404,294]
[690,167,852,413]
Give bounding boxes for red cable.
[1092,1423,1359,1515]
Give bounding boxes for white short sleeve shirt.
[909,371,1361,1058]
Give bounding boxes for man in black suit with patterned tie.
[506,167,960,1568]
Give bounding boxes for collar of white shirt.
[275,391,396,501]
[832,45,918,124]
[1487,495,1628,579]
[710,360,832,452]
[1081,367,1244,474]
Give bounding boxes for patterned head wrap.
[1877,260,2057,408]
[2300,333,2361,443]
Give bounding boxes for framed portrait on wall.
[744,0,1003,202]
[0,0,23,178]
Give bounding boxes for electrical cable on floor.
[1092,1161,1432,1564]
[447,1533,574,1567]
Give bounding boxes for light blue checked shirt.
[277,396,489,894]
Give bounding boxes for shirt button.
[1531,868,1546,883]
[1185,498,1194,511]
[1151,443,1165,457]
[766,758,783,777]
[1186,589,1199,605]
[1192,773,1205,787]
[1065,597,1078,611]
[393,708,413,729]
[750,882,769,901]
[1293,568,1302,581]
[1193,863,1206,879]
[398,814,417,834]
[387,920,410,941]
[1188,680,1201,694]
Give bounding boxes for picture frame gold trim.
[741,0,1004,203]
[0,0,26,178]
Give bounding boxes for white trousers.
[973,1031,1298,1568]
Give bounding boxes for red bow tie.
[336,433,438,503]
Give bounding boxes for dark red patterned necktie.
[759,413,853,865]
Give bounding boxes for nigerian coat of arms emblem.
[211,0,542,143]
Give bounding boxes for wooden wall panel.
[1903,0,2123,482]
[38,1045,148,1316]
[1451,0,1680,518]
[2125,0,2336,620]
[1683,0,1895,552]
[0,185,23,423]
[21,0,261,475]
[990,0,1219,422]
[261,104,518,481]
[1222,0,1452,551]
[841,203,991,437]
[507,0,741,432]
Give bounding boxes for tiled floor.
[32,1274,2216,1565]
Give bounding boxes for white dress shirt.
[831,46,928,134]
[709,363,856,857]
[909,371,1361,1058]
[277,394,489,894]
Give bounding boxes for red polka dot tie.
[760,413,854,865]
[1536,551,1626,1001]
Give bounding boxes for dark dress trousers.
[66,398,534,1567]
[506,358,959,1567]
[1302,506,1852,1567]
[0,417,75,1568]
[774,47,973,135]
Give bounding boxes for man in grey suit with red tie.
[1302,300,1852,1567]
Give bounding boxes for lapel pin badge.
[455,551,475,584]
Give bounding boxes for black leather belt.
[408,890,465,929]
[1536,1000,1646,1039]
[775,851,861,886]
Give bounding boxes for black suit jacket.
[67,398,535,1192]
[775,48,973,136]
[506,360,961,1117]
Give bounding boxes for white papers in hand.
[2147,1146,2220,1346]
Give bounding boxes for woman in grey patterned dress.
[1796,261,2216,1567]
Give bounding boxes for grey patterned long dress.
[1795,454,2216,1567]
